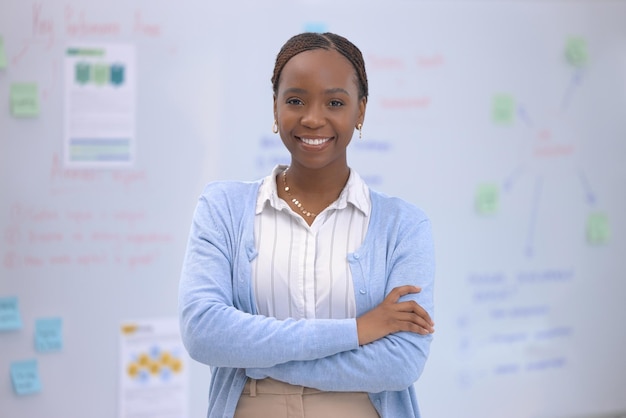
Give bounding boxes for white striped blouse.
[252,165,371,320]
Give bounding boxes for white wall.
[1,1,625,417]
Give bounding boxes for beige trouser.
[234,378,380,418]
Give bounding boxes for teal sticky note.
[0,36,7,69]
[35,317,63,352]
[565,37,587,67]
[11,359,42,395]
[492,94,515,124]
[303,22,327,33]
[10,83,40,117]
[587,212,609,245]
[0,296,22,331]
[475,183,499,215]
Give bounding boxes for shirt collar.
[256,165,371,217]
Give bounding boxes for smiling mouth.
[298,137,332,146]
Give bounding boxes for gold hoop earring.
[272,120,279,134]
[357,123,363,139]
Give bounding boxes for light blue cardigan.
[178,178,435,418]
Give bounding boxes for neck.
[278,164,350,224]
[284,163,350,196]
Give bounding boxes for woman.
[179,32,435,418]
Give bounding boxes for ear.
[357,96,367,126]
[273,95,278,120]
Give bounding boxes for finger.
[408,322,435,335]
[394,313,435,335]
[394,300,434,326]
[385,285,421,303]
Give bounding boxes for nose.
[300,104,325,129]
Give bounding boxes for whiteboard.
[1,1,625,417]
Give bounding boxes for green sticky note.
[475,183,499,215]
[10,83,39,117]
[35,317,63,352]
[0,296,22,331]
[565,37,587,67]
[587,212,609,245]
[492,94,515,124]
[10,359,42,395]
[0,37,7,69]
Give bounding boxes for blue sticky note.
[0,296,22,331]
[35,317,63,352]
[10,359,42,395]
[303,22,327,33]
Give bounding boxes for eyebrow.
[282,87,351,96]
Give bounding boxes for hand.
[356,285,434,346]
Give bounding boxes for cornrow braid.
[271,32,369,100]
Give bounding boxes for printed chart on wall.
[64,44,136,167]
[119,318,188,418]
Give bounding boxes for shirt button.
[359,289,367,295]
[354,253,360,259]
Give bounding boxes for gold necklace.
[281,168,317,218]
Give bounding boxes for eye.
[286,98,304,105]
[329,100,344,107]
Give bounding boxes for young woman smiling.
[179,32,435,418]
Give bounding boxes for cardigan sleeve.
[246,213,435,392]
[178,186,360,369]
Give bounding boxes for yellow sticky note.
[475,183,499,215]
[0,37,7,69]
[10,83,39,117]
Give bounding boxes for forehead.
[278,48,358,92]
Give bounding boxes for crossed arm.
[179,195,435,392]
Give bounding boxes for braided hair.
[271,32,369,101]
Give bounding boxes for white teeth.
[300,137,330,145]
